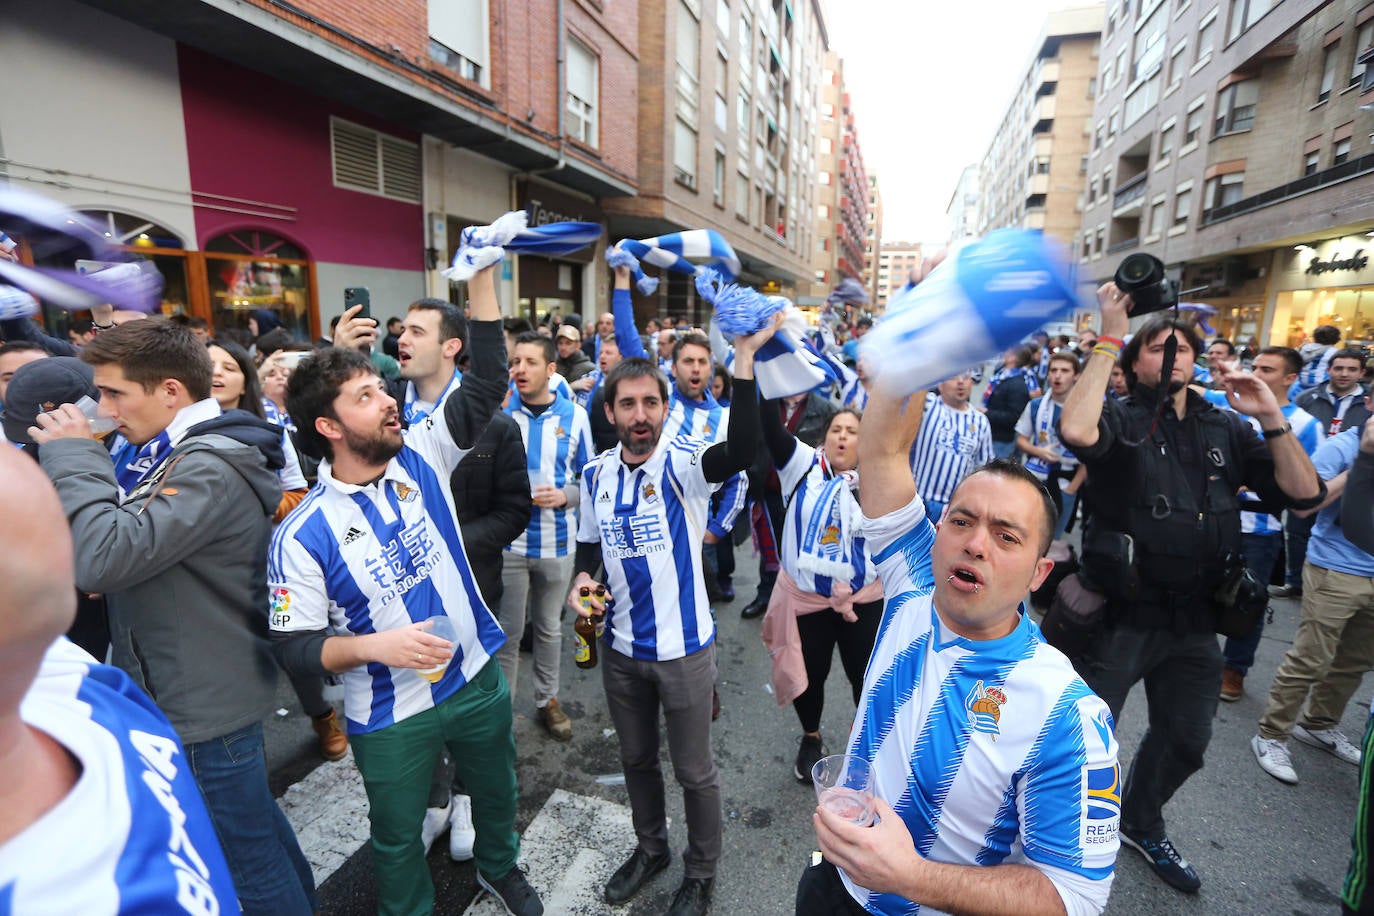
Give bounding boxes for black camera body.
[1114,254,1179,315]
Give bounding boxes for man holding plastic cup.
[796,377,1121,915]
[267,264,544,916]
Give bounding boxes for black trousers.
[792,600,883,734]
[795,857,872,916]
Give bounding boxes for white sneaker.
[1252,735,1298,784]
[449,794,475,862]
[420,799,452,855]
[1293,725,1363,766]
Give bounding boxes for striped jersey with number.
[268,411,505,735]
[840,497,1120,915]
[0,639,237,915]
[506,394,593,558]
[578,435,722,661]
[910,392,996,504]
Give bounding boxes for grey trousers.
[602,644,721,879]
[495,552,572,703]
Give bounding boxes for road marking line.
[277,749,371,887]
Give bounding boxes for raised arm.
[1061,283,1129,450]
[700,313,781,482]
[440,264,507,449]
[611,266,649,358]
[1213,359,1324,505]
[857,385,927,518]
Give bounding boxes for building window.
[566,37,598,147]
[1227,0,1274,42]
[1108,109,1120,141]
[1167,41,1187,87]
[735,171,749,217]
[1335,137,1353,165]
[716,0,731,37]
[1303,149,1320,175]
[1080,154,1089,174]
[713,149,726,206]
[674,119,698,188]
[737,92,751,154]
[1158,122,1175,160]
[1214,80,1257,135]
[1352,21,1374,87]
[1088,76,1098,97]
[676,2,701,124]
[737,9,752,76]
[817,203,829,218]
[1095,226,1106,254]
[1149,198,1167,236]
[428,0,489,87]
[1203,172,1243,210]
[1184,101,1204,146]
[1173,185,1192,225]
[330,117,421,203]
[1319,43,1339,103]
[1196,15,1216,64]
[1133,4,1167,81]
[819,137,832,155]
[1087,176,1098,203]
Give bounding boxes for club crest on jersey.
[393,482,418,503]
[966,680,1006,740]
[643,483,658,503]
[702,423,713,436]
[820,525,840,545]
[556,425,567,439]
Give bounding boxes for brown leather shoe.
[1220,667,1244,703]
[312,708,348,761]
[539,697,573,741]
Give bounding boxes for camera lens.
[1115,254,1162,289]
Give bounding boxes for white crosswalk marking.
[464,788,641,915]
[277,749,372,887]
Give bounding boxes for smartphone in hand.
[344,287,372,353]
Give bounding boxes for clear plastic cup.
[72,395,118,436]
[417,616,456,683]
[811,754,876,826]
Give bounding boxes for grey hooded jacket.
[40,414,284,745]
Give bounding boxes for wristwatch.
[1261,422,1291,439]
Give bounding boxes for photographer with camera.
[1058,278,1324,896]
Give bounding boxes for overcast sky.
[825,0,1092,245]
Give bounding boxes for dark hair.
[1047,351,1082,374]
[286,347,378,461]
[386,317,403,330]
[856,317,873,329]
[0,341,46,359]
[672,330,712,364]
[512,330,556,364]
[81,319,212,401]
[951,458,1059,556]
[503,316,533,336]
[69,318,95,336]
[604,357,669,406]
[206,339,266,419]
[1012,344,1037,369]
[1119,316,1203,391]
[187,316,210,332]
[1257,346,1301,377]
[1208,338,1236,356]
[1312,325,1341,346]
[408,298,468,350]
[255,326,295,360]
[826,406,862,434]
[711,362,732,403]
[1330,347,1367,370]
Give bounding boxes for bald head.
[0,447,76,660]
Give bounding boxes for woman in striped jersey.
[760,402,883,785]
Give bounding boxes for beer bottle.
[593,584,610,639]
[574,586,598,669]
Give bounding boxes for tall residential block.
[1080,0,1374,350]
[978,5,1105,245]
[876,241,923,308]
[946,164,981,244]
[807,52,871,305]
[865,172,884,305]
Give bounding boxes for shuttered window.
[330,117,421,204]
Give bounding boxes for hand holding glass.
[812,754,876,827]
[417,616,456,683]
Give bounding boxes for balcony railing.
[1107,237,1139,254]
[1202,153,1374,225]
[1113,173,1148,210]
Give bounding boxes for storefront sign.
[1305,249,1369,275]
[516,180,602,264]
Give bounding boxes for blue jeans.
[992,439,1019,460]
[1222,532,1283,674]
[1055,490,1077,541]
[186,723,316,916]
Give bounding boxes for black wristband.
[1262,422,1291,439]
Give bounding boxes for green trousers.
[350,661,519,916]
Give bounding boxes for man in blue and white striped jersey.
[568,315,780,916]
[501,330,593,741]
[910,371,995,521]
[267,265,543,916]
[798,385,1120,916]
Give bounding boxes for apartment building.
[946,164,981,244]
[1079,0,1374,350]
[603,0,830,324]
[2,0,639,336]
[875,241,923,307]
[978,5,1105,246]
[805,52,872,304]
[866,173,885,304]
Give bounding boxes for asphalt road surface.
[261,541,1370,915]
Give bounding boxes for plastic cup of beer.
[811,754,876,827]
[417,616,456,683]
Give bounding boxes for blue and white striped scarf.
[861,229,1079,398]
[607,230,742,295]
[0,284,39,320]
[796,459,862,581]
[694,270,838,400]
[442,211,602,282]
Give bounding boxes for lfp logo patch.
[270,588,292,628]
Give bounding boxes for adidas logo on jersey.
[597,491,611,503]
[342,527,366,546]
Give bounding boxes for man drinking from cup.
[796,381,1121,916]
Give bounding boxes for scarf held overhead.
[607,230,742,295]
[442,210,603,282]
